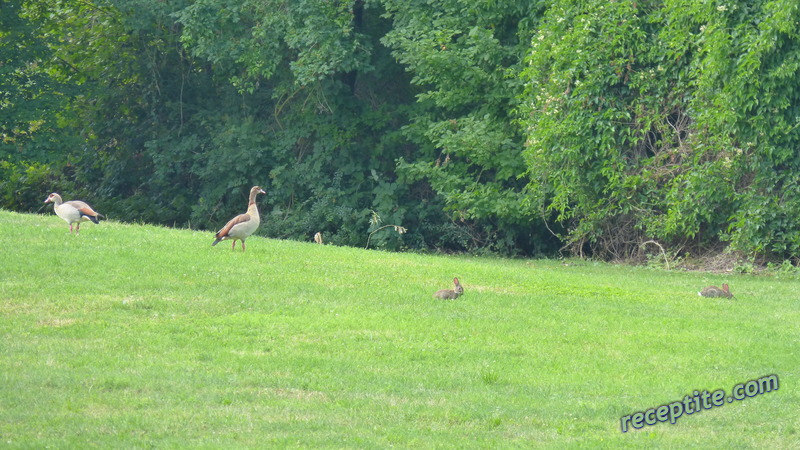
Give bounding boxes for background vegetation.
[3,0,800,262]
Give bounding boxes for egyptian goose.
[212,186,266,251]
[698,283,735,298]
[44,193,103,234]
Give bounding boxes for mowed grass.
[0,209,798,448]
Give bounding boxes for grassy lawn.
[1,209,798,447]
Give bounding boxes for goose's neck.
[247,199,260,217]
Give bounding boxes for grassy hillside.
[1,210,798,447]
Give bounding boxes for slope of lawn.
[0,210,798,447]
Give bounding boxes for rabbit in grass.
[699,283,735,298]
[434,277,464,300]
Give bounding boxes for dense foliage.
[521,0,800,262]
[3,0,800,261]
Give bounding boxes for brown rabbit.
[434,277,464,299]
[698,283,734,298]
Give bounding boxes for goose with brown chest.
[212,186,266,251]
[44,193,103,234]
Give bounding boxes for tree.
[170,0,422,248]
[380,0,552,254]
[521,0,800,262]
[0,0,77,209]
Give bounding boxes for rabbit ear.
[453,277,459,284]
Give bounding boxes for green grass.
[1,209,798,448]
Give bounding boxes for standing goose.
[44,193,103,234]
[212,186,266,251]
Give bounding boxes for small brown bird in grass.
[212,186,266,251]
[699,283,735,298]
[433,277,464,300]
[44,193,103,234]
